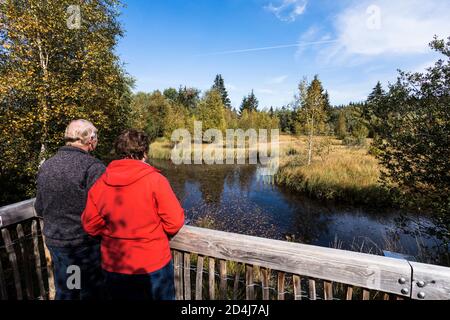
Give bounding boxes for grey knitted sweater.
[35,146,106,247]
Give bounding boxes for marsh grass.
[276,135,392,206]
[149,138,279,163]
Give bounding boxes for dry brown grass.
[276,135,390,205]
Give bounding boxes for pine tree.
[363,81,386,138]
[336,111,347,140]
[212,74,231,109]
[177,86,200,113]
[323,91,332,115]
[239,90,259,115]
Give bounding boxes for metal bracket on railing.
[383,251,415,298]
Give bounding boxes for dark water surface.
[151,159,447,264]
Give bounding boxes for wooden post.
[277,272,285,300]
[195,255,204,300]
[362,289,370,300]
[293,275,301,300]
[308,279,316,300]
[173,251,183,300]
[209,257,215,300]
[261,268,270,300]
[31,220,46,299]
[246,265,254,300]
[346,286,353,300]
[2,228,22,300]
[0,252,8,300]
[233,264,240,300]
[39,220,55,300]
[219,260,227,300]
[16,224,34,300]
[183,253,191,300]
[324,281,333,300]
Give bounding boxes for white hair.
[64,120,98,146]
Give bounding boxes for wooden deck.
[1,199,450,300]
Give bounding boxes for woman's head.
[114,129,150,160]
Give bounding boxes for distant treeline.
[127,75,279,143]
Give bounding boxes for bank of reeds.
[276,136,393,207]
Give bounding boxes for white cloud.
[268,75,288,84]
[329,0,450,59]
[295,26,332,58]
[265,0,307,22]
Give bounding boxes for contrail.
[195,39,339,56]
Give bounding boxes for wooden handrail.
[170,225,412,297]
[1,199,450,300]
[0,199,37,228]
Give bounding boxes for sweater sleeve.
[81,192,106,237]
[154,174,185,235]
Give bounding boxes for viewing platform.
[1,199,449,300]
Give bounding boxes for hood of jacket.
[102,159,160,187]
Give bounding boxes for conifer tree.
[212,74,231,109]
[239,90,259,115]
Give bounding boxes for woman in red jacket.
[82,129,185,300]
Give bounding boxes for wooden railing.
[1,199,450,300]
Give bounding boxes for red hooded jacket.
[81,159,185,275]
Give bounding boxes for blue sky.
[116,0,450,109]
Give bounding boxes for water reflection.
[150,159,447,265]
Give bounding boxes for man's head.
[64,120,98,152]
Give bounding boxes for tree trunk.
[37,40,49,167]
[307,116,314,166]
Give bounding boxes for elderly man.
[35,120,106,300]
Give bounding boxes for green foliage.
[238,109,279,131]
[177,86,200,113]
[363,81,386,138]
[196,89,226,133]
[0,0,131,205]
[239,90,259,115]
[368,37,450,238]
[274,106,295,134]
[163,87,178,101]
[336,111,348,139]
[212,74,231,109]
[129,91,171,141]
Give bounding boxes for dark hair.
[114,129,150,160]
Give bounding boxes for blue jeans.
[47,244,105,300]
[104,260,175,300]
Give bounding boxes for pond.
[151,159,448,265]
